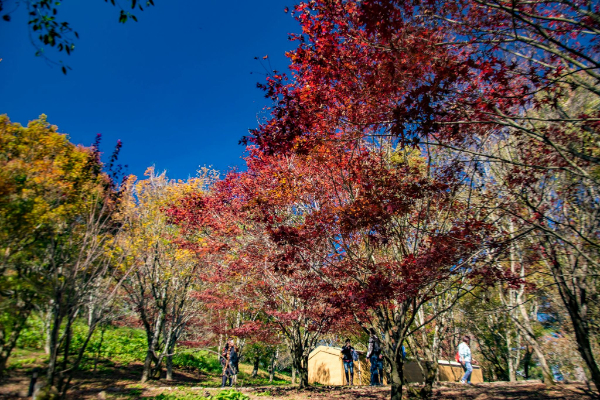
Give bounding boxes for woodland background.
[0,0,599,400]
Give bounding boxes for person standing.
[340,339,355,385]
[221,338,235,387]
[366,328,383,386]
[230,344,240,386]
[458,335,473,384]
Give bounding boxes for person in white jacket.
[458,335,473,384]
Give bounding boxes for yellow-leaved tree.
[115,167,217,382]
[0,115,126,397]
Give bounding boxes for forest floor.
[1,350,596,399]
[1,369,596,400]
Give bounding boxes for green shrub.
[14,316,231,376]
[16,316,45,349]
[6,357,38,370]
[150,389,248,400]
[212,390,249,400]
[94,326,146,364]
[171,350,221,374]
[16,316,147,365]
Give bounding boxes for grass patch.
[150,389,249,400]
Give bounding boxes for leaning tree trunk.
[511,238,555,384]
[514,303,555,384]
[141,312,165,383]
[59,317,100,399]
[565,295,600,391]
[0,307,31,377]
[545,250,600,392]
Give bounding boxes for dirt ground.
[240,382,597,400]
[1,367,597,400]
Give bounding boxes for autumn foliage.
[1,0,599,398]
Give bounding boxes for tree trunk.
[292,350,309,388]
[252,356,260,378]
[0,355,7,378]
[141,349,154,383]
[297,360,308,388]
[164,329,178,382]
[291,366,296,384]
[58,318,99,400]
[546,253,600,392]
[506,326,517,382]
[141,313,164,383]
[94,326,106,372]
[56,316,75,395]
[46,303,63,385]
[0,310,30,377]
[514,304,554,384]
[389,353,404,400]
[505,245,522,383]
[166,355,173,381]
[268,350,277,383]
[420,360,438,399]
[87,293,95,327]
[568,306,600,392]
[522,347,532,380]
[44,306,52,355]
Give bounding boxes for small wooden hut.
[307,346,484,385]
[308,346,372,385]
[437,359,484,383]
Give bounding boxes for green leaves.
[1,0,155,73]
[213,390,250,400]
[150,389,249,400]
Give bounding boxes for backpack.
[352,349,359,361]
[455,350,461,363]
[372,337,381,356]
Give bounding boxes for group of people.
[339,328,384,386]
[219,332,473,387]
[340,330,474,386]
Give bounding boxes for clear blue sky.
[0,1,298,180]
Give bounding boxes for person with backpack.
[458,335,473,384]
[340,338,356,385]
[366,328,384,386]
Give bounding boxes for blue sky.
[0,1,299,180]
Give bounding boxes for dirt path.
[1,367,596,400]
[237,382,596,400]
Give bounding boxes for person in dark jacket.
[366,328,383,386]
[221,338,236,387]
[340,338,355,385]
[229,345,240,385]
